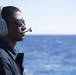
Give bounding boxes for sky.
[0,0,76,35]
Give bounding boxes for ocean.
[17,35,76,75]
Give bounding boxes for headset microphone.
[25,27,32,32]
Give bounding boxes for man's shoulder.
[0,48,10,60]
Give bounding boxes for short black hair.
[1,6,21,22]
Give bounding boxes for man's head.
[0,6,26,42]
[2,6,21,22]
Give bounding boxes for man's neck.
[0,36,16,48]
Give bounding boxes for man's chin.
[18,36,25,41]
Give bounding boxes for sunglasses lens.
[22,20,25,25]
[16,20,25,26]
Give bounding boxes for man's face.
[7,11,26,42]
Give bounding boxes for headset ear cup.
[0,19,8,36]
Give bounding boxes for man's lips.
[21,32,25,36]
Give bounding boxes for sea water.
[17,35,76,75]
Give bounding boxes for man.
[0,6,26,75]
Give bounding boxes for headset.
[0,6,8,36]
[0,6,32,36]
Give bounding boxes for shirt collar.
[0,38,17,60]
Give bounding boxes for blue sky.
[0,0,76,35]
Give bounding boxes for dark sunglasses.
[7,19,25,27]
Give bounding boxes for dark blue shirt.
[0,38,24,75]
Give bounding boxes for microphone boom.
[25,27,32,32]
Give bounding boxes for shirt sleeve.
[0,58,13,75]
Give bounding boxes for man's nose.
[21,25,26,31]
